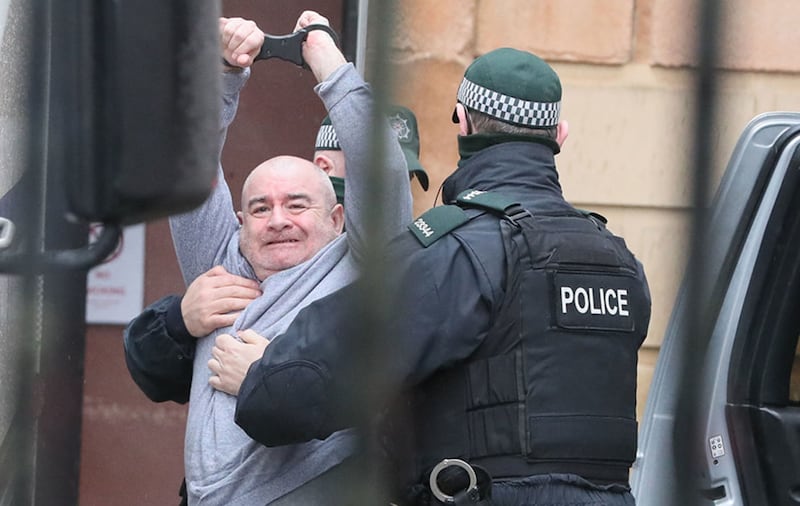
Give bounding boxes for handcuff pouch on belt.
[403,459,493,506]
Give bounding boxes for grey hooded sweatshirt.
[169,64,413,505]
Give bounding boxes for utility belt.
[395,455,631,506]
[473,455,631,485]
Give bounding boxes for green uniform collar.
[329,176,345,205]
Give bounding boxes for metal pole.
[347,0,398,503]
[0,0,91,503]
[674,1,726,504]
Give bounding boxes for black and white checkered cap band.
[315,124,340,150]
[457,78,560,127]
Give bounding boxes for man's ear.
[455,103,471,136]
[330,203,345,233]
[556,120,569,148]
[236,210,244,226]
[314,153,335,174]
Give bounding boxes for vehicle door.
[631,112,800,506]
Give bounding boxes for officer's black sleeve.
[123,295,196,403]
[235,282,366,446]
[235,236,497,447]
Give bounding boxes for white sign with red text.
[86,224,145,325]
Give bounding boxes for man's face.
[237,157,344,280]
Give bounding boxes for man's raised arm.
[168,18,261,286]
[299,10,413,258]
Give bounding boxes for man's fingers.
[204,265,230,277]
[238,329,269,345]
[210,293,259,315]
[214,285,261,303]
[202,270,261,292]
[188,268,260,308]
[219,17,263,67]
[209,312,241,330]
[213,334,237,357]
[295,10,343,83]
[214,276,261,291]
[229,21,262,65]
[182,275,258,336]
[207,335,248,396]
[224,18,256,48]
[209,374,235,395]
[220,17,245,48]
[215,333,237,349]
[210,346,222,364]
[233,275,261,290]
[294,11,311,31]
[296,10,328,29]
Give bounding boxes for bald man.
[124,13,412,506]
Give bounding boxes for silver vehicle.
[631,112,800,506]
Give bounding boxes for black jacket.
[123,294,195,403]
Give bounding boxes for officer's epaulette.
[408,189,521,247]
[408,204,469,247]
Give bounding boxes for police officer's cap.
[314,107,429,191]
[452,47,561,128]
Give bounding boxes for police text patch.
[552,272,636,332]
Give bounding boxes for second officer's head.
[452,47,569,153]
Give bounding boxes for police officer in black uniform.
[232,47,652,506]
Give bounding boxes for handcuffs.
[254,24,340,67]
[428,458,492,505]
[0,217,14,250]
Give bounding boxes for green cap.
[386,105,429,191]
[453,48,561,128]
[314,106,429,191]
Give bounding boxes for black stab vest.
[406,193,650,487]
